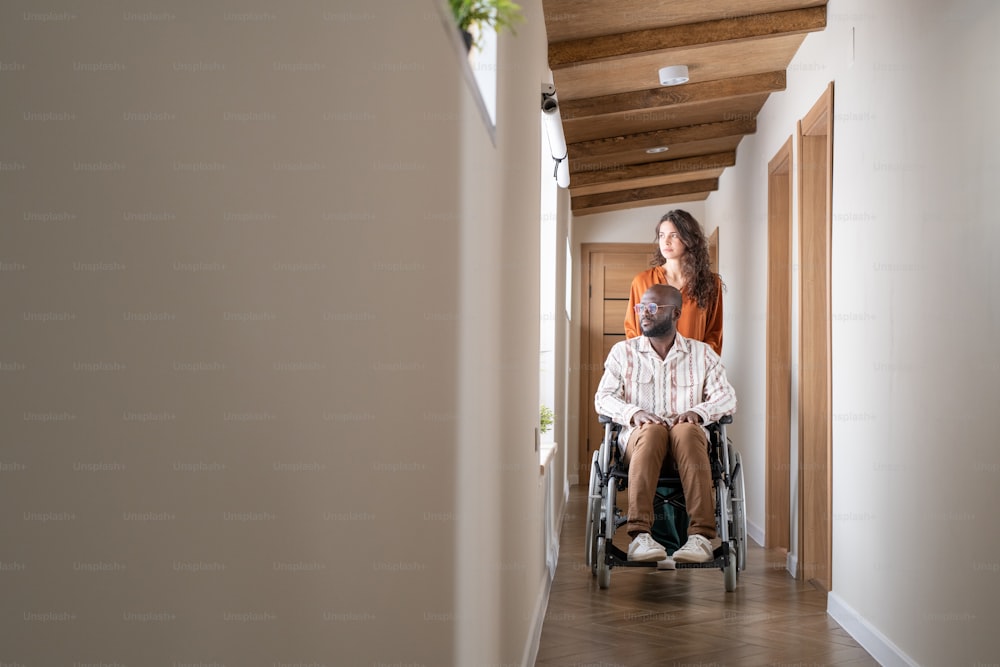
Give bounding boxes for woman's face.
[657,219,686,261]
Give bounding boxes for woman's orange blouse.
[623,267,724,355]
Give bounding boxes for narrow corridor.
[536,487,878,666]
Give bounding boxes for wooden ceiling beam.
[548,6,826,68]
[568,119,755,160]
[571,178,719,210]
[570,167,724,197]
[573,192,711,216]
[570,152,736,188]
[559,71,785,120]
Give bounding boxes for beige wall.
[1,1,556,664]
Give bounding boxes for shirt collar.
[635,332,690,360]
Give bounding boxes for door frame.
[797,82,834,591]
[766,136,793,552]
[707,226,719,273]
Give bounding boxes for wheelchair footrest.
[606,541,656,568]
[604,541,729,569]
[674,560,722,569]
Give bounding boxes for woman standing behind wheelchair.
[622,209,725,560]
[624,209,723,355]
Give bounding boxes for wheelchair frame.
[585,414,747,591]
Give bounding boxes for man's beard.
[642,318,674,338]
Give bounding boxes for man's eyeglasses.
[634,303,677,316]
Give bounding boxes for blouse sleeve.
[703,274,724,355]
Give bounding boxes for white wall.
[707,0,1000,663]
[0,1,555,665]
[572,201,708,246]
[455,0,557,662]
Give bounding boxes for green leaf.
[449,0,525,50]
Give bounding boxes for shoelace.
[638,534,660,549]
[679,536,711,554]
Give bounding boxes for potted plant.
[449,0,525,51]
[539,404,554,435]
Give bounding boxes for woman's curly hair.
[649,209,721,310]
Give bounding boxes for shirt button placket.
[655,361,664,418]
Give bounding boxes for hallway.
[536,487,878,666]
[4,1,999,663]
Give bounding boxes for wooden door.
[579,244,651,479]
[797,83,833,592]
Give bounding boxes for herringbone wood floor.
[535,486,878,667]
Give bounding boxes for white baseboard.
[546,535,560,580]
[526,477,570,667]
[827,591,919,667]
[786,551,797,578]
[522,568,552,667]
[746,517,765,547]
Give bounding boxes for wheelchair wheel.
[596,475,616,589]
[731,450,747,572]
[596,536,611,589]
[586,451,601,574]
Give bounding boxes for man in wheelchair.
[595,284,737,564]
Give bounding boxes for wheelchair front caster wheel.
[724,543,738,592]
[596,537,611,589]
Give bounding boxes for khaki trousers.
[623,422,717,540]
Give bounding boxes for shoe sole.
[628,550,667,562]
[672,552,713,564]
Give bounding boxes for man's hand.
[631,410,667,427]
[675,411,703,424]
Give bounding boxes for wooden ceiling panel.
[570,164,728,197]
[551,34,808,101]
[568,119,756,159]
[563,95,769,144]
[574,191,712,217]
[571,136,742,172]
[543,0,827,41]
[541,1,828,213]
[559,71,785,121]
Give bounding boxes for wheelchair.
[585,414,747,591]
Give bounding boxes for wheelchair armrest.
[601,413,731,426]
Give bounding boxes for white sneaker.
[627,533,667,562]
[672,534,714,563]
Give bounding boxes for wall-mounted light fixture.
[541,83,570,189]
[658,65,689,86]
